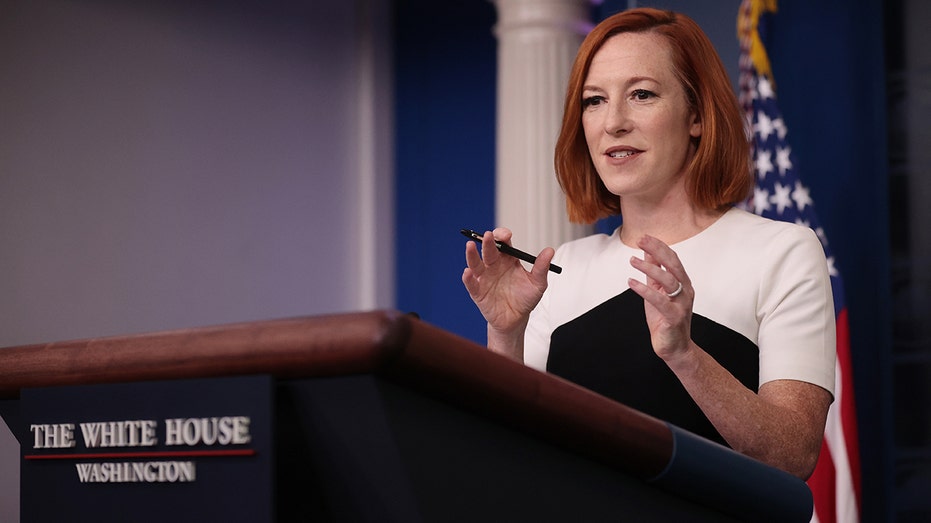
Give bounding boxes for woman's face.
[581,31,701,204]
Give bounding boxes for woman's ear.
[689,111,702,139]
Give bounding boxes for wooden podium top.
[0,310,672,479]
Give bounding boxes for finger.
[464,240,485,275]
[628,277,681,310]
[482,230,524,272]
[630,254,680,295]
[529,247,556,286]
[637,235,691,285]
[642,249,662,286]
[492,227,513,245]
[480,230,504,266]
[628,277,665,307]
[462,267,481,297]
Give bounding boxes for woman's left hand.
[627,235,694,361]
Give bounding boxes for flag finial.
[737,0,779,82]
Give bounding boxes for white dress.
[524,207,836,445]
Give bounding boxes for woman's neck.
[618,196,726,248]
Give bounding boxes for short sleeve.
[756,226,836,396]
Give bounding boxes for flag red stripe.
[835,308,862,511]
[24,449,257,460]
[809,436,837,523]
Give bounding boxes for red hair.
[555,8,752,224]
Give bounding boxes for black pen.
[460,229,562,274]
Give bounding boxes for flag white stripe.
[824,357,858,522]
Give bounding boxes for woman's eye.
[631,89,655,101]
[582,95,605,108]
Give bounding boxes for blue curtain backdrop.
[394,0,497,340]
[394,1,891,520]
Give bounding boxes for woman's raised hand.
[627,235,695,362]
[462,228,555,341]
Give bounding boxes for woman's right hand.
[461,228,555,354]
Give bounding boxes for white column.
[492,0,595,255]
[351,0,394,310]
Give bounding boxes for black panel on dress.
[546,290,759,447]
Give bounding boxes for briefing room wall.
[0,0,389,349]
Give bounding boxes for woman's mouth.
[608,150,637,158]
[606,147,641,159]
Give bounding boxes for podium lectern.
[0,310,812,522]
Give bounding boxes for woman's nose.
[604,103,631,135]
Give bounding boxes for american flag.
[737,1,861,522]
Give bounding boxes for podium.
[0,310,812,522]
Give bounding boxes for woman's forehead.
[587,32,675,82]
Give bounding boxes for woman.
[462,8,834,480]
